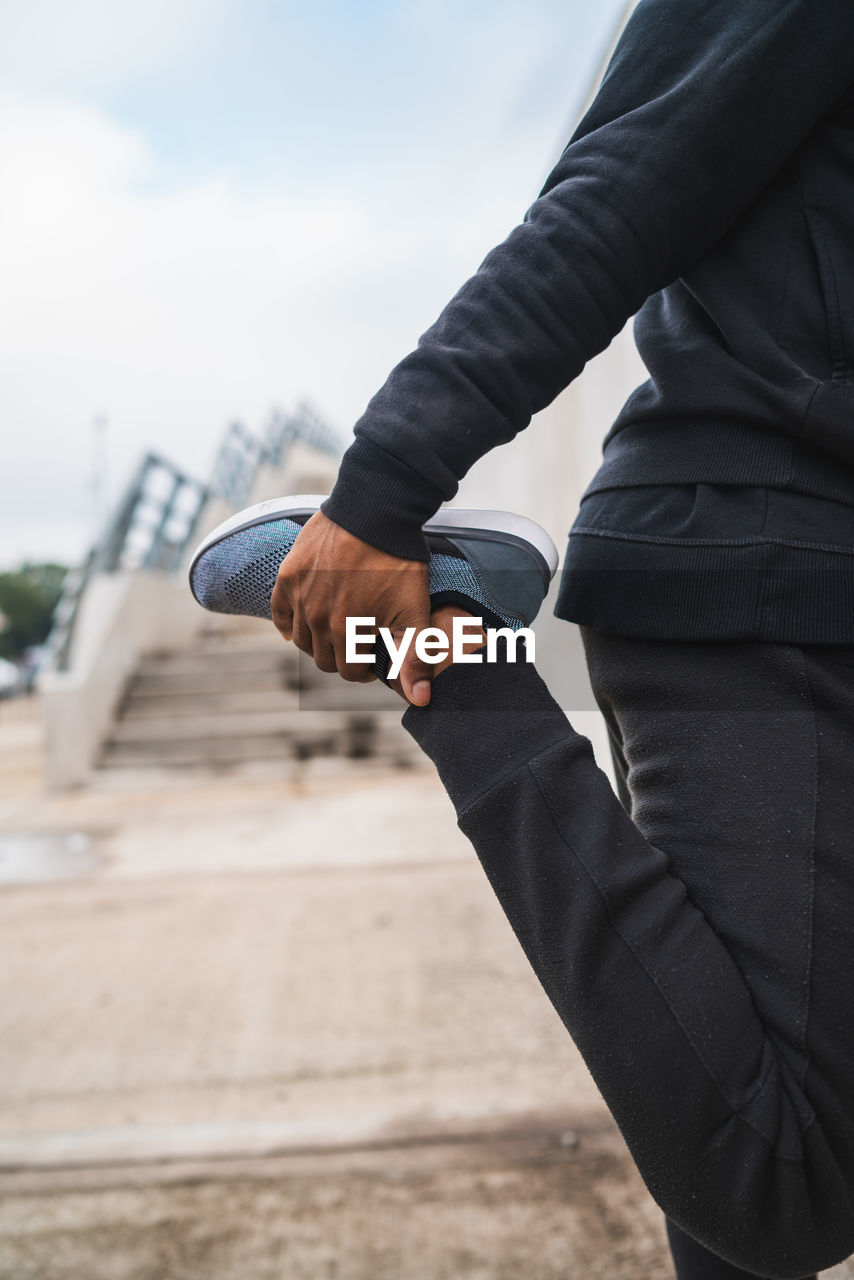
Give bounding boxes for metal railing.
[209,402,344,507]
[264,400,344,468]
[43,454,208,672]
[207,421,265,509]
[43,404,344,674]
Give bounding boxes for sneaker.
[189,494,558,679]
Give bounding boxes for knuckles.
[328,615,351,641]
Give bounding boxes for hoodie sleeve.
[321,0,854,561]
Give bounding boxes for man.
[192,2,854,1275]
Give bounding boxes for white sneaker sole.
[189,494,559,582]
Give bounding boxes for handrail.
[44,454,207,672]
[43,404,343,674]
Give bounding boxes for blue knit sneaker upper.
[427,553,526,630]
[190,517,303,618]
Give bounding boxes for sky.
[0,0,625,567]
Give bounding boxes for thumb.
[396,592,434,707]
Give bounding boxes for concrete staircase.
[99,627,424,775]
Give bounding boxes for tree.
[0,564,67,660]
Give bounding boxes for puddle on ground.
[0,831,101,884]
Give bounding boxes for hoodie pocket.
[803,205,851,385]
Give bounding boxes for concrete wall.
[40,572,202,789]
[250,440,340,506]
[453,322,646,713]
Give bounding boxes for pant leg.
[601,719,801,1280]
[603,713,632,815]
[665,1220,815,1280]
[401,632,854,1279]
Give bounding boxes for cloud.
[0,86,532,564]
[0,0,233,91]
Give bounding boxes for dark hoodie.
[323,0,854,641]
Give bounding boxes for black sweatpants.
[401,629,854,1280]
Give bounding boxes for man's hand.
[385,605,487,703]
[270,510,435,706]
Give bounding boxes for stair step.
[101,721,422,768]
[121,681,392,719]
[134,649,295,681]
[101,634,421,774]
[122,688,301,717]
[127,670,294,697]
[108,707,404,745]
[125,656,351,699]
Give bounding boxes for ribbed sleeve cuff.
[401,643,576,813]
[321,437,447,563]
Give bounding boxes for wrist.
[322,437,445,563]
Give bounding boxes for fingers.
[312,637,338,674]
[329,620,378,684]
[292,608,314,659]
[310,633,376,682]
[273,578,375,683]
[337,663,377,684]
[397,599,435,708]
[270,575,294,642]
[270,530,435,700]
